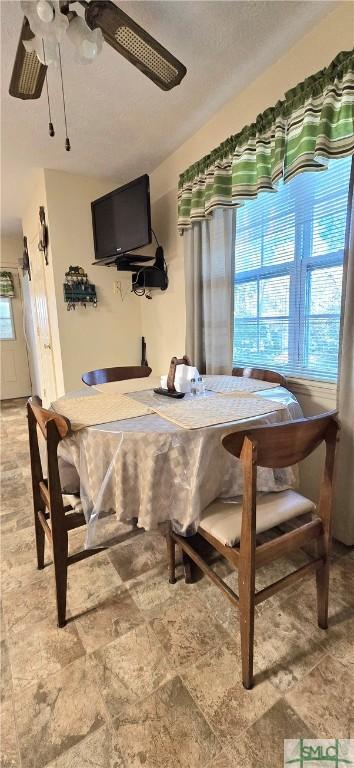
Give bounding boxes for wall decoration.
[0,271,15,298]
[63,265,97,311]
[38,205,49,264]
[22,236,31,280]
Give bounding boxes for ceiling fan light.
[67,15,103,62]
[24,35,59,65]
[36,0,54,24]
[21,1,68,42]
[81,38,98,60]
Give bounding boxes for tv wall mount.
[92,252,153,270]
[93,245,168,297]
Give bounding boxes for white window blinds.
[233,155,352,381]
[0,298,15,340]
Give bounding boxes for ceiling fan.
[9,0,187,101]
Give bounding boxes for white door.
[0,269,31,399]
[27,233,57,407]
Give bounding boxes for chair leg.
[239,564,255,690]
[316,554,330,630]
[34,510,45,570]
[182,551,193,584]
[314,534,330,629]
[52,538,68,628]
[166,524,177,584]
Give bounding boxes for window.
[0,298,15,340]
[233,156,352,381]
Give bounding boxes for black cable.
[58,44,71,151]
[152,228,160,247]
[42,40,55,137]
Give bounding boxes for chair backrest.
[82,365,152,387]
[232,366,287,389]
[222,411,338,469]
[28,396,70,441]
[223,411,339,543]
[27,396,71,514]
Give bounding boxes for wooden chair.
[232,366,288,389]
[82,365,152,387]
[27,396,102,627]
[166,412,339,689]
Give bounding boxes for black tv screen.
[91,174,151,260]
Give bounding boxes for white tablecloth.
[58,384,303,546]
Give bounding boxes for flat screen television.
[91,174,151,260]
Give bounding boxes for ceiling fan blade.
[85,1,187,91]
[9,17,47,100]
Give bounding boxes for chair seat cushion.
[199,490,316,547]
[62,493,83,513]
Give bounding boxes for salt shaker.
[190,378,198,396]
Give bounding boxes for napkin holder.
[154,355,192,398]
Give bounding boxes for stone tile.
[0,462,20,475]
[0,509,32,536]
[125,562,188,613]
[108,530,167,581]
[268,591,329,644]
[115,676,221,768]
[276,554,354,633]
[90,623,171,717]
[1,640,12,702]
[91,516,139,549]
[255,550,309,590]
[226,699,314,768]
[286,655,354,737]
[0,604,6,642]
[1,526,35,557]
[68,517,138,555]
[252,602,326,692]
[182,642,279,750]
[74,585,144,653]
[14,656,107,768]
[149,592,231,667]
[207,754,233,768]
[9,620,85,691]
[195,572,241,636]
[320,606,354,672]
[2,576,60,635]
[1,550,48,595]
[67,551,122,615]
[330,553,354,606]
[0,699,20,768]
[45,726,126,768]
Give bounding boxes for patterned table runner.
[203,375,278,393]
[53,393,154,430]
[154,393,286,429]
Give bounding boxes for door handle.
[44,343,52,350]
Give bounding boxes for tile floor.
[1,398,353,768]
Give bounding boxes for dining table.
[55,375,304,548]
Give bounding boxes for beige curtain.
[334,158,354,545]
[184,208,235,374]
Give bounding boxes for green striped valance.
[178,49,354,231]
[0,271,15,298]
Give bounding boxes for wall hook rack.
[63,265,97,311]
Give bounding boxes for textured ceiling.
[1,0,334,235]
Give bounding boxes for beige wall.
[43,170,143,393]
[22,169,65,398]
[0,236,32,399]
[0,236,22,268]
[142,2,353,377]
